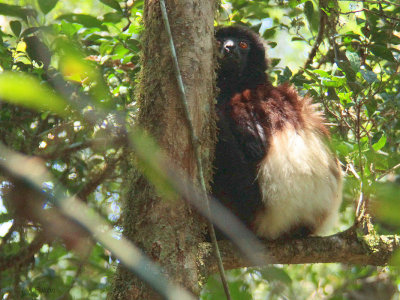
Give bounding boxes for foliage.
[0,0,142,298]
[0,0,399,299]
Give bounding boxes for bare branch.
[202,228,400,274]
[303,1,327,72]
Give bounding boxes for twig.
[297,1,327,77]
[122,0,133,32]
[356,181,364,220]
[77,154,122,202]
[377,163,400,181]
[337,0,400,7]
[348,163,361,180]
[339,8,400,22]
[38,140,95,159]
[159,1,231,299]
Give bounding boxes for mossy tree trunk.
[109,0,216,298]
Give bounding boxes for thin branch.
[38,140,95,159]
[38,137,125,160]
[158,1,231,299]
[348,163,361,180]
[356,181,364,220]
[339,8,400,22]
[296,1,328,77]
[77,154,123,202]
[122,0,133,32]
[86,55,136,71]
[377,163,400,181]
[337,0,400,7]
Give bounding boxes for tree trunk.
[109,0,216,298]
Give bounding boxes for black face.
[217,37,251,76]
[215,26,268,90]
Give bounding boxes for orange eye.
[239,41,248,49]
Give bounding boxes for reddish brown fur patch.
[242,89,251,101]
[228,83,329,142]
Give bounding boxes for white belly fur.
[255,126,342,239]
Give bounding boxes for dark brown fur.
[213,26,341,239]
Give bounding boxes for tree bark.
[109,0,216,299]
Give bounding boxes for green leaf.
[346,50,361,71]
[102,12,123,23]
[360,69,378,84]
[270,58,281,67]
[10,20,21,37]
[99,0,122,12]
[327,87,339,100]
[0,72,67,116]
[289,0,306,8]
[321,76,345,87]
[291,37,304,42]
[261,266,292,284]
[313,69,330,77]
[283,66,292,78]
[337,60,356,82]
[0,3,36,20]
[356,17,365,25]
[38,0,58,15]
[372,132,387,151]
[262,27,276,40]
[60,20,81,37]
[0,213,12,223]
[336,141,353,156]
[57,14,107,30]
[304,1,314,24]
[370,44,395,62]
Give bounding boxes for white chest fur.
[255,126,342,239]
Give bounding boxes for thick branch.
[201,228,400,274]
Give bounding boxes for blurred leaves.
[0,1,139,298]
[373,182,400,226]
[0,72,67,115]
[0,3,36,20]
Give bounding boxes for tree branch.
[201,227,400,274]
[337,0,400,7]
